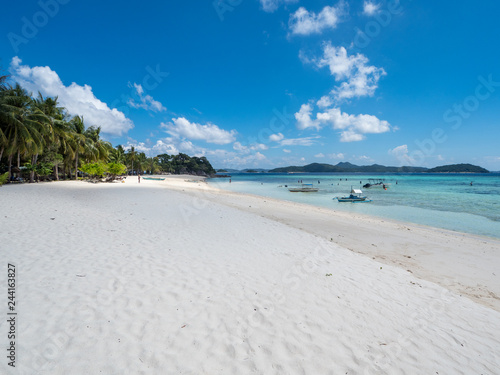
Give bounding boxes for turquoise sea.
[209,173,500,239]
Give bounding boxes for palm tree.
[109,144,126,164]
[145,156,160,174]
[135,152,147,175]
[1,84,47,181]
[68,115,87,180]
[126,146,137,174]
[84,126,111,162]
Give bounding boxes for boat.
[336,188,371,202]
[363,178,389,189]
[142,176,166,181]
[288,183,319,192]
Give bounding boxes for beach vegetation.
[107,162,127,179]
[0,80,218,182]
[0,172,8,186]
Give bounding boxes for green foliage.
[107,162,127,176]
[156,153,216,175]
[0,172,8,186]
[80,162,106,179]
[37,162,54,177]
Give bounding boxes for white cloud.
[233,142,268,152]
[223,152,267,167]
[294,103,391,142]
[316,95,333,108]
[315,44,386,101]
[128,83,166,112]
[363,1,380,16]
[388,144,416,165]
[355,155,374,162]
[283,149,292,153]
[289,3,346,36]
[9,57,133,136]
[269,133,285,142]
[295,103,321,131]
[315,153,325,158]
[317,107,391,142]
[162,117,237,145]
[328,152,345,159]
[280,136,320,146]
[260,0,298,13]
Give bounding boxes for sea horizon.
[209,172,500,239]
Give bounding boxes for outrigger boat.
[142,176,166,181]
[336,188,371,202]
[288,183,319,192]
[363,178,389,189]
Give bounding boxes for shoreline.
[161,175,500,312]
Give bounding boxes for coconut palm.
[126,146,137,174]
[109,144,126,164]
[68,115,87,180]
[1,84,48,181]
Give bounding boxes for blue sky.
[2,0,500,170]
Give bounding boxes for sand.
[0,176,499,374]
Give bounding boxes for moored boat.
[336,188,371,202]
[142,177,166,181]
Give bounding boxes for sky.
[1,0,500,170]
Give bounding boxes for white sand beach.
[1,176,499,374]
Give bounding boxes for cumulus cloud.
[260,0,298,13]
[294,104,391,142]
[295,103,321,131]
[315,153,325,158]
[9,57,133,136]
[363,1,380,16]
[289,2,346,35]
[314,44,386,101]
[316,95,333,108]
[388,144,416,165]
[283,149,292,153]
[269,133,285,142]
[162,117,237,145]
[128,83,166,112]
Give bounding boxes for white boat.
[336,188,371,202]
[288,183,319,192]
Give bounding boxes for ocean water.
[209,173,500,239]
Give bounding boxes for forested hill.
[269,163,427,173]
[426,164,489,173]
[268,162,489,173]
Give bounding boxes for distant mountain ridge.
[268,162,489,173]
[217,163,490,174]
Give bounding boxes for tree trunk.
[7,155,12,182]
[54,164,59,181]
[75,152,78,180]
[17,151,20,169]
[0,147,3,161]
[30,154,38,183]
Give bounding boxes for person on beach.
[138,174,141,183]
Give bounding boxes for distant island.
[425,164,489,173]
[266,162,489,174]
